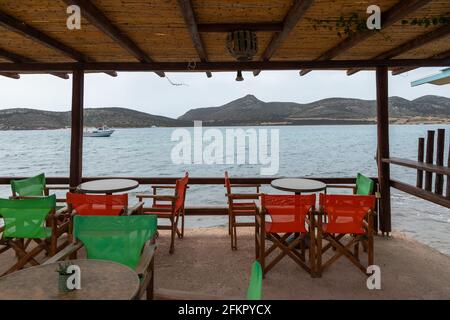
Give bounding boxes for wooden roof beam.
[0,47,69,79]
[347,26,450,75]
[254,0,315,76]
[176,0,212,78]
[0,58,448,73]
[392,49,450,75]
[197,23,283,33]
[0,10,115,78]
[0,72,20,79]
[63,0,164,78]
[300,0,433,76]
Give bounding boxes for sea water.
[0,124,449,255]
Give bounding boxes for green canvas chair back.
[246,261,263,300]
[73,215,157,269]
[356,173,375,196]
[0,195,55,239]
[11,173,46,197]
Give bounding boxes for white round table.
[271,178,326,195]
[77,179,139,194]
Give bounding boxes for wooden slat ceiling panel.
[394,35,450,59]
[192,0,293,23]
[92,0,199,62]
[339,0,450,60]
[272,0,399,61]
[0,29,68,62]
[0,0,134,62]
[0,0,448,64]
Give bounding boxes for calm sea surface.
[1,125,449,255]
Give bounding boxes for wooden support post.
[69,69,84,188]
[416,137,425,188]
[424,130,435,192]
[447,139,450,199]
[435,129,445,195]
[376,66,391,235]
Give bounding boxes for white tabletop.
[271,178,326,193]
[77,179,139,194]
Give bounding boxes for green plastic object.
[356,173,375,196]
[0,195,55,239]
[11,173,46,197]
[73,215,158,269]
[246,261,263,300]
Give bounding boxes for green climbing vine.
[308,13,450,40]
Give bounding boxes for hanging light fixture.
[226,30,258,61]
[235,70,244,82]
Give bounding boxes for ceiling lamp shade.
[226,30,258,61]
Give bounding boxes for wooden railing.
[0,176,363,217]
[383,128,450,209]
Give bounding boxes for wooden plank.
[425,130,435,191]
[63,0,164,78]
[254,0,315,76]
[392,49,450,75]
[0,10,114,78]
[0,58,448,73]
[0,47,69,79]
[447,139,450,199]
[416,138,425,188]
[0,72,19,79]
[176,0,211,78]
[300,0,433,76]
[383,157,450,176]
[197,23,283,33]
[0,176,362,186]
[376,66,391,234]
[348,26,450,75]
[391,180,450,209]
[69,69,84,188]
[435,129,445,195]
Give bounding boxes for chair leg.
[169,218,176,254]
[181,208,185,239]
[354,242,360,261]
[146,258,155,300]
[316,230,323,277]
[228,210,232,235]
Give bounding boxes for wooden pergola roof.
[0,0,449,77]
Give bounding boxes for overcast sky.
[0,67,448,119]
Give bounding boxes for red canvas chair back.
[66,193,128,216]
[319,194,376,234]
[174,173,189,213]
[261,194,316,233]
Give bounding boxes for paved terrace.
[1,227,449,300]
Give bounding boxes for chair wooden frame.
[225,172,260,250]
[44,237,156,300]
[316,203,375,276]
[137,173,188,254]
[256,196,316,278]
[11,183,73,256]
[0,207,58,276]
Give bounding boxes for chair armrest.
[137,194,178,201]
[53,206,69,218]
[135,243,157,277]
[151,185,176,190]
[227,193,261,200]
[43,242,84,264]
[127,202,144,215]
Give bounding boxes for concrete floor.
[1,227,449,299]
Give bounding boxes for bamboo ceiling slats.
[0,0,448,71]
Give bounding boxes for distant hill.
[0,107,188,130]
[179,95,450,125]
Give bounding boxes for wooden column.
[435,129,445,195]
[416,137,424,188]
[69,69,84,188]
[376,66,391,235]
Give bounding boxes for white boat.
[84,126,115,137]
